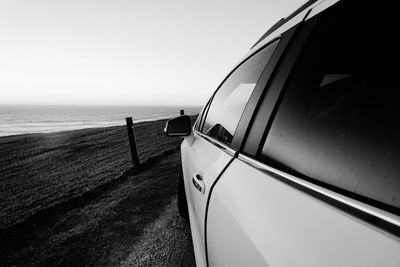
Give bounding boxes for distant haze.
[0,0,305,106]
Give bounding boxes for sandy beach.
[0,117,196,266]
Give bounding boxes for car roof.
[251,0,319,49]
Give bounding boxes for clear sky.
[0,0,305,106]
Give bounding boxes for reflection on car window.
[262,1,400,209]
[202,40,279,145]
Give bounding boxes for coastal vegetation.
[0,117,196,266]
[0,119,183,229]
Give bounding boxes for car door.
[181,40,280,267]
[206,1,400,266]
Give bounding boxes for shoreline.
[0,103,202,138]
[0,114,198,139]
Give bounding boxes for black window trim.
[240,13,316,157]
[231,29,297,152]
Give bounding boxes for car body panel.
[181,133,234,267]
[207,158,400,267]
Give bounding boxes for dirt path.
[121,199,195,267]
[0,151,195,266]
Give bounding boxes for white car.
[165,0,400,266]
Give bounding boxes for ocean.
[0,105,201,137]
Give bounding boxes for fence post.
[180,109,184,115]
[126,117,140,166]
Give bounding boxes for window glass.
[262,1,400,209]
[202,40,279,145]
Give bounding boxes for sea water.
[0,105,201,137]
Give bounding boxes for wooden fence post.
[126,117,140,166]
[180,109,184,115]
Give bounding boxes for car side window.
[261,1,400,209]
[201,40,279,145]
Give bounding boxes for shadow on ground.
[0,151,195,266]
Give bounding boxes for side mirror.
[165,115,192,137]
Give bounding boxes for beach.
[0,117,196,266]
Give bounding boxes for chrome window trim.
[194,130,237,157]
[237,153,400,231]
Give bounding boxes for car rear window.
[261,1,400,209]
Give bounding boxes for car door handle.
[192,174,206,194]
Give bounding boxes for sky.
[0,0,305,106]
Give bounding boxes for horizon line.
[0,103,203,107]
